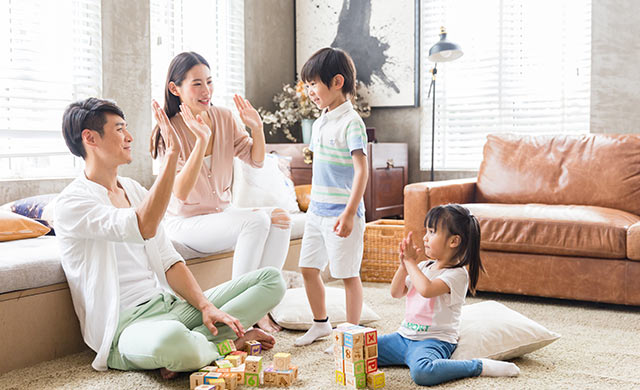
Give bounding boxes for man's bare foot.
[159,367,179,380]
[255,313,282,333]
[234,328,276,351]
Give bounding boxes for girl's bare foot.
[234,328,276,351]
[255,313,282,333]
[159,367,179,380]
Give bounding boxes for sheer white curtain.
[150,0,245,109]
[420,0,591,171]
[0,0,102,179]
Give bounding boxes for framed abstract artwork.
[295,0,420,108]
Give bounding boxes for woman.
[151,52,291,332]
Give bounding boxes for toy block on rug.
[333,324,384,389]
[230,364,246,385]
[244,340,262,355]
[215,359,233,369]
[230,350,248,363]
[217,339,236,356]
[220,372,238,390]
[245,356,263,373]
[190,371,207,390]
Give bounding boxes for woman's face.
[171,64,213,116]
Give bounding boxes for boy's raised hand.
[233,94,263,132]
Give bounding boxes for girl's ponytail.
[462,214,483,294]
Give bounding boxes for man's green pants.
[107,267,285,372]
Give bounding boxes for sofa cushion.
[0,236,64,294]
[476,134,640,217]
[466,203,640,259]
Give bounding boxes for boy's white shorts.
[299,211,366,279]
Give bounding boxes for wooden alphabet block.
[245,340,262,355]
[290,365,298,379]
[263,366,277,386]
[367,371,385,389]
[335,358,345,373]
[346,373,366,389]
[344,359,365,376]
[244,372,260,387]
[199,365,218,372]
[215,360,233,369]
[364,343,378,359]
[226,355,242,367]
[215,367,231,373]
[203,378,225,390]
[230,350,248,363]
[276,370,295,387]
[365,357,378,374]
[203,372,222,385]
[194,385,217,390]
[344,330,365,348]
[364,328,378,346]
[217,339,236,356]
[336,370,346,385]
[190,371,206,390]
[220,373,237,390]
[273,352,291,371]
[333,344,344,360]
[343,346,363,362]
[333,328,345,346]
[229,368,244,385]
[245,355,263,373]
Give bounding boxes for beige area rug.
[2,282,640,390]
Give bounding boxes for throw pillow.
[232,154,300,213]
[1,194,58,235]
[451,300,560,361]
[0,209,51,242]
[294,185,312,212]
[270,287,381,330]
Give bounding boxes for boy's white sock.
[479,359,520,377]
[294,319,332,346]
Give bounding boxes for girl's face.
[170,64,213,116]
[423,222,459,263]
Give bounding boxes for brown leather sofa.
[404,133,640,305]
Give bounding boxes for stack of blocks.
[190,339,252,390]
[333,324,385,389]
[263,352,298,387]
[244,355,262,387]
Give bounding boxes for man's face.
[92,113,133,165]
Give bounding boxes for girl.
[150,52,291,333]
[378,204,520,386]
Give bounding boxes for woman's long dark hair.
[150,51,210,158]
[424,204,485,294]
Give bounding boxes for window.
[420,0,591,171]
[150,0,245,110]
[0,0,102,179]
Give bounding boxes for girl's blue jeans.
[377,332,482,386]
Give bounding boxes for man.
[55,97,284,378]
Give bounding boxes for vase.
[301,118,315,144]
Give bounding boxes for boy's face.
[304,76,347,111]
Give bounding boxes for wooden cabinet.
[364,142,408,221]
[266,142,408,221]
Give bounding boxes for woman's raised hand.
[179,104,211,142]
[233,94,263,132]
[152,100,179,156]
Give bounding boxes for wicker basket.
[361,219,405,283]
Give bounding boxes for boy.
[294,47,369,348]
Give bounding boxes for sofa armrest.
[627,221,640,261]
[404,178,477,257]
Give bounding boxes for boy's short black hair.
[61,97,125,159]
[301,47,357,97]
